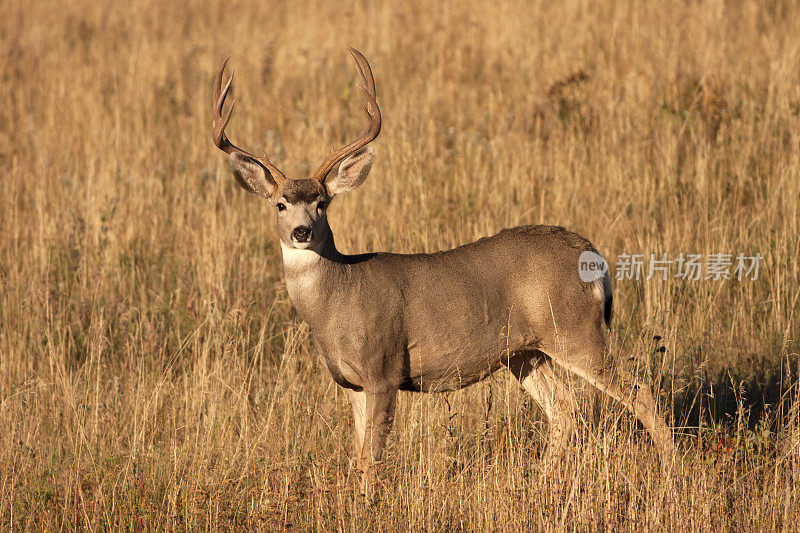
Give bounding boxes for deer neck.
[280,223,344,322]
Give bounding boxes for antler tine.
[347,46,375,97]
[211,55,286,182]
[311,48,382,183]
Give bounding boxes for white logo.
[578,251,608,282]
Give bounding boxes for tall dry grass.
[1,0,799,529]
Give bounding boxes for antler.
[212,55,287,183]
[311,47,382,183]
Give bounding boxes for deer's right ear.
[229,152,279,198]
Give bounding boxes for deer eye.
[317,200,327,211]
[276,203,286,211]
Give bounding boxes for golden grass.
[1,0,799,529]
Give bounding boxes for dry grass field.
[2,0,800,529]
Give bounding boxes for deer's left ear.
[325,147,374,195]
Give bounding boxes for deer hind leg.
[506,350,577,465]
[548,333,676,464]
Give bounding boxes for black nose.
[291,226,312,242]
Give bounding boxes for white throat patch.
[280,241,323,270]
[280,241,323,302]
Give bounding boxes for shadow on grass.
[669,355,799,435]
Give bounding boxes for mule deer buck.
[211,48,675,485]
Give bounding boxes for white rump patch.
[592,270,611,302]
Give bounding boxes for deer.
[211,48,676,489]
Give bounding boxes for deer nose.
[291,226,312,243]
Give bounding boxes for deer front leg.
[347,387,397,495]
[346,388,367,453]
